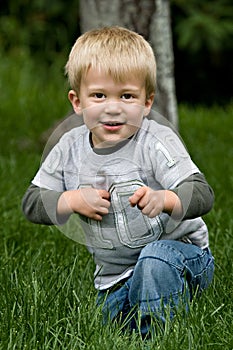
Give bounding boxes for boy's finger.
[129,187,147,206]
[93,213,103,221]
[98,189,110,200]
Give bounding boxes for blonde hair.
[65,26,156,98]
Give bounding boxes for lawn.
[0,51,232,349]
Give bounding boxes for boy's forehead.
[82,65,145,85]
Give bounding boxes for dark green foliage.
[0,0,80,61]
[171,0,233,52]
[171,0,233,105]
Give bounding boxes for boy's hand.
[129,186,182,219]
[58,188,110,221]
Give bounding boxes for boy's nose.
[104,102,122,115]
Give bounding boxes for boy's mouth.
[101,121,125,131]
[101,121,125,126]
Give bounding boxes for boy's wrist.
[57,190,75,220]
[164,190,183,219]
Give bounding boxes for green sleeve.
[22,184,62,225]
[171,173,214,219]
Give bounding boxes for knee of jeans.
[130,241,188,311]
[139,241,182,266]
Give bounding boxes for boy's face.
[68,67,154,148]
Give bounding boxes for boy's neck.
[89,133,133,155]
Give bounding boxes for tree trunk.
[79,0,178,128]
[150,0,178,128]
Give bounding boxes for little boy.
[22,26,214,336]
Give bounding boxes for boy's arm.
[22,173,214,224]
[129,173,214,220]
[22,184,62,225]
[170,172,214,219]
[22,184,111,225]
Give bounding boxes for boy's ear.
[68,90,82,115]
[143,93,154,117]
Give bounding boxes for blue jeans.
[97,240,214,336]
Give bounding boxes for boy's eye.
[122,94,133,100]
[94,93,105,99]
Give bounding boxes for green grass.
[0,51,232,349]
